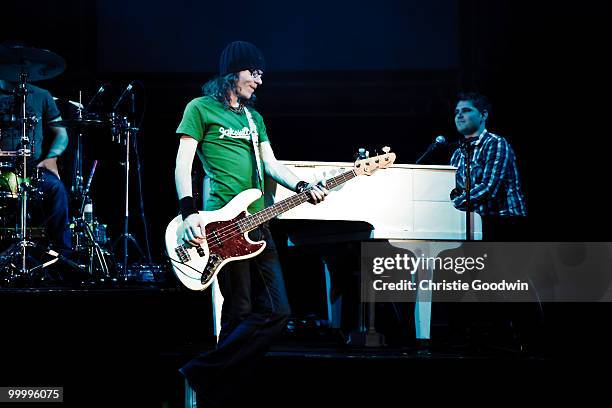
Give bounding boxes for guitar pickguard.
[200,212,265,285]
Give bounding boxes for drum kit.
[0,44,151,287]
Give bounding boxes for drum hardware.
[50,88,121,284]
[70,159,115,280]
[54,82,154,281]
[108,83,150,278]
[110,113,147,278]
[0,226,45,241]
[1,47,156,285]
[48,91,108,207]
[0,45,86,284]
[60,83,110,200]
[48,87,125,284]
[0,164,44,200]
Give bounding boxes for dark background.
[96,0,460,72]
[3,0,610,257]
[2,1,611,403]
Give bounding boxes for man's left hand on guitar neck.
[296,180,328,204]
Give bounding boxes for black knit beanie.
[219,41,266,76]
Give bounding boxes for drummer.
[0,56,71,251]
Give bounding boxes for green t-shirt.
[176,96,269,213]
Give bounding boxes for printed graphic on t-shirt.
[218,126,253,140]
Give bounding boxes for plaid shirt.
[450,130,527,217]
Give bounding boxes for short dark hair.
[457,92,492,116]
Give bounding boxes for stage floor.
[0,283,603,406]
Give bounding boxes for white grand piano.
[211,160,482,343]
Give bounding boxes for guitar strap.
[243,106,264,192]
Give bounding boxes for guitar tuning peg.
[382,146,391,154]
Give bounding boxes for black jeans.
[180,224,291,405]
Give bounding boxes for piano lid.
[267,160,482,241]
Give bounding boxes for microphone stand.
[415,148,432,165]
[71,91,84,198]
[112,93,145,280]
[459,138,474,241]
[416,143,436,165]
[416,137,446,165]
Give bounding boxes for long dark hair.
[201,72,257,109]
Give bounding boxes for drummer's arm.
[37,117,68,179]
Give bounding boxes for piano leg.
[414,264,433,340]
[323,262,342,329]
[391,241,463,342]
[347,301,386,347]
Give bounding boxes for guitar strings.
[203,169,356,240]
[182,188,312,250]
[178,169,358,251]
[178,190,309,252]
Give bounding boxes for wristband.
[295,181,309,193]
[179,196,199,220]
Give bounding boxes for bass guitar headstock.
[354,146,396,176]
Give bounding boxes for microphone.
[112,81,135,111]
[84,159,98,195]
[416,135,447,164]
[84,83,110,113]
[80,160,98,217]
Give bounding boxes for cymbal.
[0,45,18,65]
[48,117,108,129]
[0,45,65,82]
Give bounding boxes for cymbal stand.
[16,72,33,275]
[71,91,84,197]
[111,109,145,279]
[65,89,115,282]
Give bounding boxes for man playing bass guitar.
[174,41,327,407]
